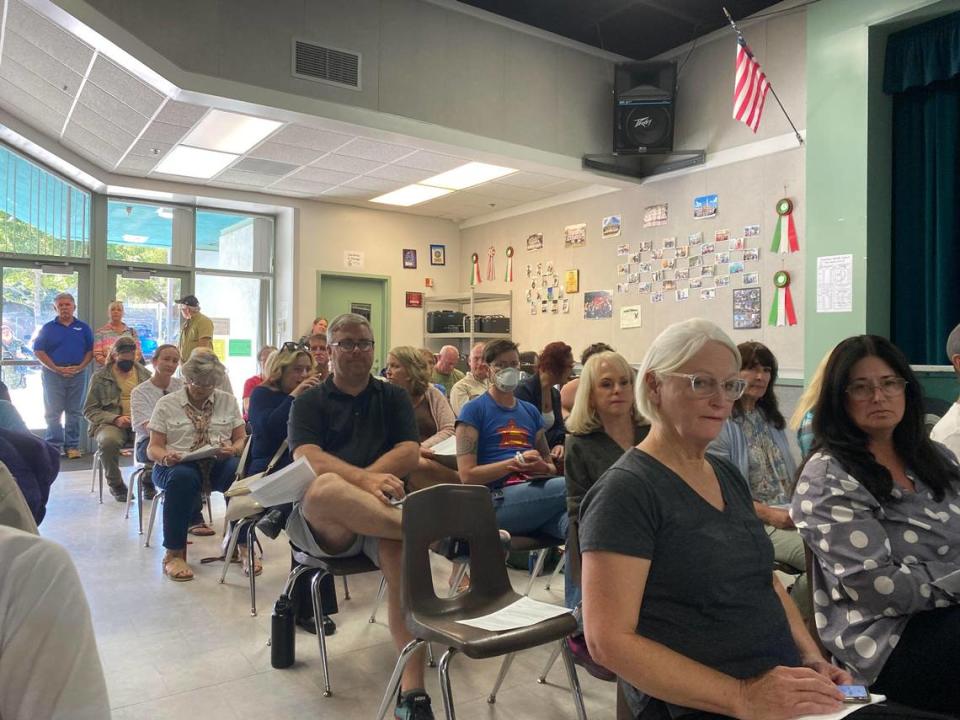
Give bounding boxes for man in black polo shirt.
[286,313,433,720]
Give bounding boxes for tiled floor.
[41,467,618,719]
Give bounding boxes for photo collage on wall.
[524,256,570,316]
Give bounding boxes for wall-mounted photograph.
[430,244,446,266]
[402,248,417,269]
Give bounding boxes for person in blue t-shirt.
[455,339,567,545]
[32,292,94,458]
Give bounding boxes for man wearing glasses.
[286,313,434,719]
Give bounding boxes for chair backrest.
[401,484,513,612]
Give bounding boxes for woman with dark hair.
[515,341,573,461]
[708,341,808,619]
[791,335,960,714]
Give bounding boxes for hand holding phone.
[838,685,870,703]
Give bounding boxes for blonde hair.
[636,318,740,423]
[264,347,313,387]
[108,300,123,313]
[567,351,642,434]
[789,348,833,431]
[388,345,431,397]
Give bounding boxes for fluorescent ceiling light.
[370,184,452,206]
[154,146,238,179]
[181,109,282,154]
[421,161,516,190]
[122,234,148,244]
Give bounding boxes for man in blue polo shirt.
[33,292,93,458]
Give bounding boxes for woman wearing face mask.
[83,336,151,501]
[455,339,568,543]
[93,300,142,366]
[515,341,574,465]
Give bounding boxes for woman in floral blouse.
[791,335,960,714]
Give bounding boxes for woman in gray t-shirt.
[580,319,852,720]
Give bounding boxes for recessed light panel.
[421,162,516,190]
[181,109,283,154]
[154,146,238,179]
[370,184,452,206]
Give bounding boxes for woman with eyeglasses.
[791,335,960,714]
[580,319,853,720]
[707,341,809,621]
[242,345,278,420]
[147,351,247,582]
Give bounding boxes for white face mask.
[493,367,521,393]
[541,410,555,428]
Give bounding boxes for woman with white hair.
[93,300,142,365]
[579,319,853,720]
[148,351,246,582]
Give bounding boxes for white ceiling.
[0,0,621,222]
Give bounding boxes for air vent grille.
[293,39,361,90]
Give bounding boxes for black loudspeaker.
[613,61,677,154]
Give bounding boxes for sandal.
[240,549,263,577]
[163,556,194,582]
[188,523,216,537]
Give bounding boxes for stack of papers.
[248,456,317,507]
[429,436,457,456]
[456,597,572,631]
[179,444,218,462]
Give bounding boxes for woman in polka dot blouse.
[791,335,960,714]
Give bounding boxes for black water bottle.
[271,594,296,668]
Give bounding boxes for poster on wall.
[344,250,364,268]
[620,304,642,329]
[526,233,544,251]
[693,194,718,220]
[602,215,622,239]
[583,290,613,319]
[430,244,446,266]
[643,204,668,228]
[402,249,417,269]
[733,288,762,329]
[564,269,580,294]
[816,254,853,313]
[564,223,587,248]
[405,292,423,308]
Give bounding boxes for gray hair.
[54,292,75,304]
[947,323,960,365]
[182,347,226,386]
[635,318,741,423]
[326,312,371,343]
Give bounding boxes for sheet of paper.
[816,254,853,313]
[429,435,457,456]
[248,455,317,507]
[794,694,885,720]
[456,596,571,631]
[178,444,218,462]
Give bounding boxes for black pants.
[872,605,960,715]
[291,553,339,621]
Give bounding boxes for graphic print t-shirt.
[456,392,544,488]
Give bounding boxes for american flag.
[733,36,770,132]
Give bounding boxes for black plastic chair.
[374,484,587,720]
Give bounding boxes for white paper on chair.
[455,597,572,631]
[429,436,457,456]
[178,444,218,462]
[794,694,885,720]
[247,456,316,507]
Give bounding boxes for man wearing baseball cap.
[176,295,215,362]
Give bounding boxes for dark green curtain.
[885,13,960,364]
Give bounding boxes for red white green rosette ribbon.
[770,198,799,254]
[768,270,797,326]
[471,252,481,286]
[504,246,514,281]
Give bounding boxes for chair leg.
[144,491,163,547]
[219,520,244,584]
[341,575,350,600]
[438,647,458,720]
[310,570,333,697]
[90,451,98,492]
[448,563,469,598]
[136,470,144,535]
[369,574,387,623]
[205,492,213,525]
[544,550,565,591]
[124,468,139,520]
[97,455,104,504]
[537,642,563,683]
[487,652,516,704]
[523,548,551,596]
[559,638,588,720]
[427,643,436,668]
[374,639,425,720]
[280,564,312,597]
[247,525,258,617]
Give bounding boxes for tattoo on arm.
[456,426,479,456]
[535,430,551,460]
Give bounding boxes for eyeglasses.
[845,377,907,401]
[330,339,375,352]
[281,341,308,353]
[187,381,217,390]
[662,372,747,401]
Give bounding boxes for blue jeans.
[41,367,87,450]
[152,457,239,551]
[491,476,569,544]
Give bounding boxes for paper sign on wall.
[210,317,231,335]
[620,305,642,329]
[816,254,853,313]
[344,251,365,269]
[212,339,226,359]
[229,339,252,357]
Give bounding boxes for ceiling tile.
[269,124,354,152]
[87,56,164,119]
[366,164,432,183]
[539,179,589,193]
[214,169,277,188]
[140,120,190,145]
[68,103,136,153]
[492,171,567,189]
[341,176,402,193]
[466,183,553,203]
[232,157,299,176]
[310,153,383,175]
[75,82,151,137]
[289,166,357,185]
[115,154,158,174]
[4,28,84,96]
[269,178,334,194]
[394,150,466,173]
[128,138,171,159]
[153,100,206,128]
[0,54,74,116]
[6,0,94,75]
[320,186,373,200]
[248,141,324,165]
[0,75,65,136]
[63,123,125,166]
[336,138,416,163]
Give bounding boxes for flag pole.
[723,7,804,146]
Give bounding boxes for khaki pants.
[95,425,132,490]
[766,525,811,620]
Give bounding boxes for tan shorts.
[284,502,380,567]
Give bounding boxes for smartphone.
[514,451,527,465]
[838,685,870,703]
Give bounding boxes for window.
[106,200,174,264]
[0,145,90,257]
[196,210,273,272]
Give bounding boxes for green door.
[317,273,389,373]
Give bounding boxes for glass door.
[109,269,189,361]
[1,262,86,430]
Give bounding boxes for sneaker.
[65,448,82,460]
[109,485,129,503]
[566,635,616,682]
[142,484,157,501]
[394,689,433,720]
[296,615,337,636]
[255,508,286,540]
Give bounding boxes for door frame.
[316,271,391,371]
[107,266,192,360]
